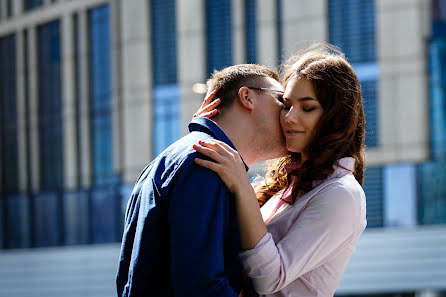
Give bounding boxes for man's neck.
[213,114,257,166]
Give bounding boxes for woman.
[193,43,367,297]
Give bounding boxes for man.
[116,64,287,297]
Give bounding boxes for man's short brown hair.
[206,64,281,109]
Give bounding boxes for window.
[24,0,43,11]
[89,5,114,186]
[363,167,384,228]
[38,20,63,190]
[276,0,283,64]
[328,0,378,147]
[0,34,19,194]
[417,161,446,224]
[151,0,177,86]
[63,189,90,245]
[5,194,31,248]
[7,0,12,17]
[34,20,63,247]
[416,14,446,225]
[33,191,62,246]
[245,0,257,63]
[428,36,446,160]
[151,0,180,156]
[206,0,232,75]
[89,5,120,243]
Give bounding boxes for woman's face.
[280,77,323,159]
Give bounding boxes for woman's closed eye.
[303,106,316,112]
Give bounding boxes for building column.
[120,0,152,184]
[177,0,207,133]
[12,0,22,17]
[61,13,78,190]
[257,0,278,68]
[78,10,92,188]
[110,0,122,179]
[16,30,29,193]
[370,0,430,163]
[0,0,6,20]
[27,26,40,192]
[232,0,245,65]
[281,0,327,58]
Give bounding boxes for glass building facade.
[89,4,121,243]
[206,0,232,76]
[151,0,181,156]
[245,0,257,64]
[328,0,378,148]
[416,2,446,225]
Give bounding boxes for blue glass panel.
[33,191,62,247]
[6,194,31,248]
[361,80,378,147]
[91,186,120,243]
[417,161,446,224]
[383,164,417,227]
[206,0,232,75]
[363,167,384,228]
[245,0,257,63]
[89,5,113,186]
[153,85,181,155]
[0,35,19,194]
[24,0,43,11]
[151,0,177,85]
[38,20,63,190]
[328,0,376,64]
[428,37,446,160]
[329,1,378,148]
[63,189,90,245]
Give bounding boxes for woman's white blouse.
[239,157,367,297]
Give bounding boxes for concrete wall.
[367,0,431,165]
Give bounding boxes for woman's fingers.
[192,143,227,164]
[194,158,222,174]
[199,110,218,118]
[198,140,237,159]
[203,89,217,106]
[193,90,221,118]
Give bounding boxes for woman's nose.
[284,107,298,124]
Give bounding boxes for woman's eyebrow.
[298,97,318,102]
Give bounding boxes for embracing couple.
[116,43,367,297]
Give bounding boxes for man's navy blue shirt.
[116,118,245,297]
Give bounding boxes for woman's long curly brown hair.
[256,43,365,206]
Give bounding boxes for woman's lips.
[284,129,304,135]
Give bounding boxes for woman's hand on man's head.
[193,90,221,119]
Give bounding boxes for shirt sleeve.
[168,159,239,297]
[239,183,359,295]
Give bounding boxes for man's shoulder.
[158,131,215,168]
[149,131,220,193]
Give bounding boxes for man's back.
[116,118,243,297]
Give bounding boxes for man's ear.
[236,87,255,111]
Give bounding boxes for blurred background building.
[0,0,445,296]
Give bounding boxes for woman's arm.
[194,140,363,294]
[193,140,267,251]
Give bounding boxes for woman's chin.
[285,144,300,153]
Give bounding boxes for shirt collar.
[188,117,249,171]
[312,157,355,187]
